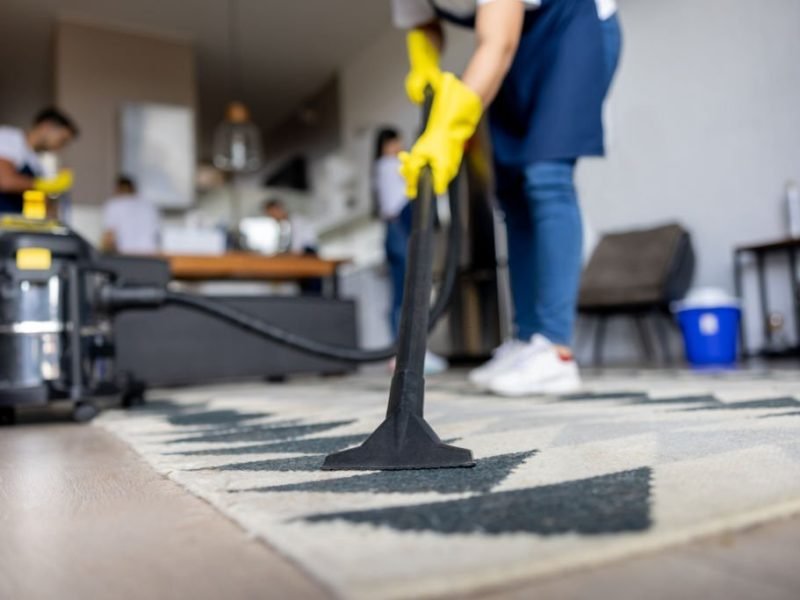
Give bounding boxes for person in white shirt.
[263,198,323,295]
[102,176,162,255]
[391,0,621,396]
[263,199,318,256]
[373,126,448,375]
[0,107,78,214]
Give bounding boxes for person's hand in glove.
[405,29,443,105]
[399,0,524,197]
[399,73,483,198]
[34,169,74,196]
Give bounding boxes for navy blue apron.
[0,163,36,214]
[430,0,606,166]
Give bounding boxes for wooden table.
[165,253,348,297]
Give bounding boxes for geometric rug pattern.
[97,369,800,599]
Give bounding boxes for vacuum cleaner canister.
[0,218,120,423]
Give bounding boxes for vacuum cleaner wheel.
[72,402,100,423]
[0,406,16,426]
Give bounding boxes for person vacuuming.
[393,0,622,396]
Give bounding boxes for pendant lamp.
[212,0,262,173]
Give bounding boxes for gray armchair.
[579,223,695,366]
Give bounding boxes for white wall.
[581,0,800,288]
[577,0,800,357]
[335,0,800,361]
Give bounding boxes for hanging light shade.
[213,101,263,173]
[212,0,263,174]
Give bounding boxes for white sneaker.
[468,339,527,389]
[424,351,449,375]
[488,335,581,397]
[388,352,449,375]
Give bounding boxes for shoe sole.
[469,361,524,390]
[468,375,492,390]
[489,378,582,398]
[468,369,505,390]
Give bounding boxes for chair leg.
[654,310,673,365]
[634,314,656,365]
[594,316,607,368]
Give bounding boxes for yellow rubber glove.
[399,73,483,198]
[405,30,443,105]
[34,169,74,196]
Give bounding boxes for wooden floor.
[0,418,329,600]
[1,415,799,600]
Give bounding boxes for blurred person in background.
[263,198,319,256]
[373,126,448,375]
[263,198,322,295]
[102,175,161,254]
[0,107,78,214]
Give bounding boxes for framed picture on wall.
[120,102,195,209]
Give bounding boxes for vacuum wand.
[96,86,475,470]
[321,89,476,470]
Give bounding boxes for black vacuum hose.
[159,169,461,364]
[430,171,462,325]
[164,290,394,363]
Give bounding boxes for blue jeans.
[496,161,582,346]
[385,204,413,337]
[494,14,622,346]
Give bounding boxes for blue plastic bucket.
[676,306,741,368]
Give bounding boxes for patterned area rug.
[97,369,800,599]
